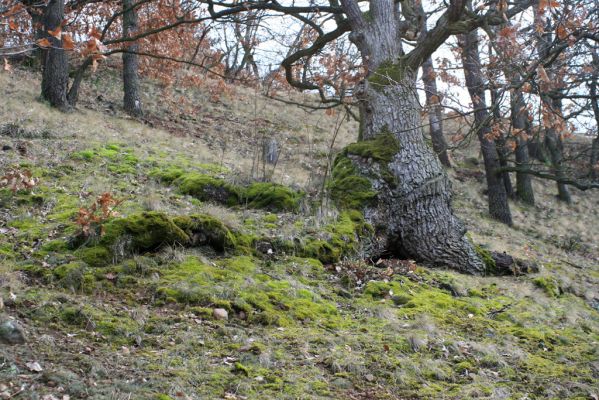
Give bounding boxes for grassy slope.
[1,67,598,400]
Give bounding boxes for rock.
[0,318,26,345]
[365,373,375,382]
[213,308,228,320]
[263,138,279,164]
[331,377,353,389]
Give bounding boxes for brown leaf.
[47,26,61,39]
[36,38,51,48]
[62,33,75,50]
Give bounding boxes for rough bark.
[40,0,70,110]
[534,13,572,203]
[336,2,484,274]
[459,30,513,225]
[122,0,143,117]
[509,81,535,205]
[589,51,599,181]
[490,85,515,198]
[422,57,451,167]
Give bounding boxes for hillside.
[1,67,598,400]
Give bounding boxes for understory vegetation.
[1,69,598,400]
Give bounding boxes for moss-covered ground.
[1,68,598,399]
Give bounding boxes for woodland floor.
[0,67,598,400]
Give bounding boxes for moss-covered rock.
[74,246,111,268]
[300,212,369,264]
[53,262,95,292]
[243,182,303,212]
[149,166,185,183]
[533,276,561,297]
[176,173,240,206]
[173,214,236,251]
[100,211,190,254]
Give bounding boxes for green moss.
[176,173,240,206]
[263,214,278,223]
[328,156,376,210]
[53,262,95,292]
[328,133,400,210]
[0,243,15,260]
[41,239,68,253]
[344,131,400,164]
[75,246,111,268]
[154,395,174,400]
[100,211,190,254]
[72,150,95,161]
[149,166,185,183]
[244,182,303,212]
[533,276,561,297]
[233,362,250,376]
[301,212,369,264]
[367,59,406,91]
[172,214,236,252]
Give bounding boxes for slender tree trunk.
[589,52,599,180]
[422,57,451,167]
[122,0,143,117]
[509,80,535,204]
[544,99,572,203]
[40,0,70,110]
[534,12,572,203]
[490,85,515,198]
[459,30,513,225]
[335,4,484,273]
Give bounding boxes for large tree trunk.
[332,4,484,274]
[459,30,513,225]
[122,0,143,117]
[509,80,535,205]
[40,0,70,110]
[422,56,451,167]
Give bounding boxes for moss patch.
[176,173,240,206]
[367,59,407,91]
[328,132,400,210]
[173,214,236,251]
[244,182,303,212]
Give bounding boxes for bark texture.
[40,0,70,110]
[490,86,515,198]
[422,57,451,167]
[335,2,484,274]
[460,30,513,225]
[509,82,535,205]
[589,51,599,180]
[535,14,572,203]
[122,0,143,117]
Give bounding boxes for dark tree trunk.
[459,30,513,225]
[40,0,70,110]
[490,85,515,198]
[122,0,143,117]
[335,3,484,274]
[509,81,535,205]
[422,57,451,167]
[534,13,572,203]
[545,99,572,203]
[589,52,599,181]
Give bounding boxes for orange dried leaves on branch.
[76,192,123,237]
